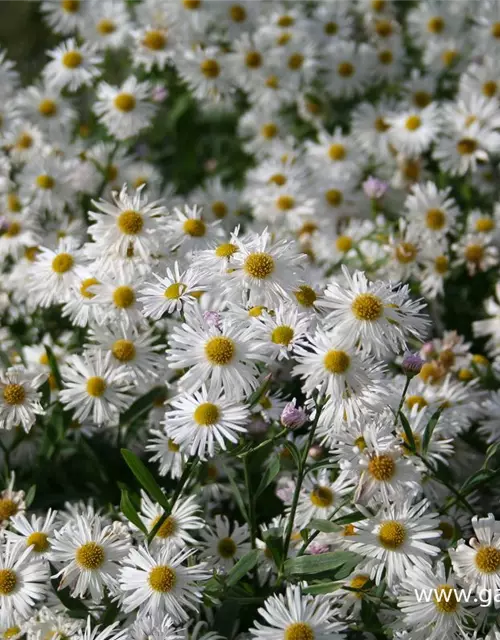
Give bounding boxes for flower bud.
[362,176,388,200]
[402,352,424,377]
[280,399,307,429]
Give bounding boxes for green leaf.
[255,456,280,497]
[422,408,442,455]
[25,485,36,508]
[225,549,260,587]
[223,463,249,522]
[247,374,273,408]
[399,411,416,452]
[303,581,343,595]
[334,510,366,525]
[121,448,169,509]
[263,533,283,568]
[308,519,342,533]
[283,441,302,469]
[284,551,359,576]
[120,489,148,534]
[120,386,164,426]
[44,345,62,390]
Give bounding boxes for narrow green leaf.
[263,533,283,568]
[120,386,164,426]
[303,581,343,595]
[120,489,148,534]
[121,448,169,509]
[334,510,365,525]
[248,374,273,408]
[283,441,302,469]
[225,549,260,587]
[284,551,359,576]
[255,456,280,497]
[223,463,249,522]
[25,485,36,508]
[399,411,416,452]
[309,519,342,533]
[422,408,442,455]
[44,345,62,390]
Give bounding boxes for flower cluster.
[1,0,500,639]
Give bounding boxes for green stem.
[243,455,257,549]
[297,497,351,557]
[416,453,475,514]
[394,376,411,427]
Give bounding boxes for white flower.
[75,619,127,640]
[51,514,130,602]
[387,103,440,157]
[164,386,250,460]
[0,367,45,433]
[292,470,355,529]
[147,430,186,479]
[199,515,251,572]
[5,509,57,557]
[43,38,102,91]
[249,584,345,639]
[250,303,310,361]
[119,545,209,622]
[40,0,85,35]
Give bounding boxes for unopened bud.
[280,399,307,429]
[402,352,424,377]
[362,176,388,200]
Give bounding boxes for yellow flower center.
[200,59,220,78]
[374,116,390,132]
[80,277,99,299]
[328,143,346,160]
[245,51,262,68]
[168,439,180,452]
[395,242,418,264]
[277,15,294,27]
[143,30,166,50]
[52,253,74,273]
[475,546,500,573]
[62,50,82,68]
[5,223,21,238]
[378,520,406,549]
[456,138,477,155]
[271,326,294,346]
[164,283,185,300]
[464,243,484,263]
[424,208,445,230]
[310,486,334,508]
[351,293,383,321]
[483,81,497,97]
[427,16,445,33]
[183,0,201,9]
[323,349,350,374]
[113,286,135,308]
[117,209,143,234]
[414,91,431,108]
[193,402,220,426]
[211,201,228,219]
[400,430,421,452]
[406,395,428,410]
[7,194,21,212]
[148,565,177,592]
[475,217,495,233]
[266,73,280,87]
[368,454,396,481]
[62,0,80,12]
[183,218,206,237]
[25,246,39,261]
[244,252,275,279]
[441,49,458,67]
[204,336,235,366]
[0,499,18,520]
[215,243,238,258]
[294,285,317,307]
[375,19,393,36]
[97,19,116,34]
[337,61,354,77]
[276,195,295,211]
[326,189,343,207]
[217,537,237,558]
[36,174,55,189]
[86,376,107,398]
[284,622,314,640]
[405,115,421,131]
[491,22,500,38]
[288,53,304,70]
[3,627,21,639]
[433,255,448,274]
[248,306,265,317]
[350,573,370,597]
[355,436,367,451]
[152,515,177,538]
[16,133,33,149]
[3,383,26,406]
[114,93,136,113]
[433,584,458,613]
[229,4,246,22]
[324,21,338,35]
[261,123,278,139]
[112,339,136,362]
[27,531,49,553]
[438,521,455,540]
[378,50,393,65]
[75,542,105,569]
[0,569,17,595]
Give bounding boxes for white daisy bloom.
[74,619,127,640]
[24,605,84,640]
[146,429,186,479]
[0,476,26,529]
[0,367,45,433]
[119,545,209,622]
[62,274,102,328]
[249,584,345,639]
[132,22,177,72]
[94,77,157,140]
[164,386,250,460]
[345,499,441,587]
[404,181,459,247]
[163,205,222,253]
[40,0,85,35]
[51,514,130,602]
[89,271,147,329]
[59,350,133,425]
[250,303,310,361]
[80,0,131,50]
[127,614,184,640]
[43,38,102,91]
[5,509,57,557]
[176,46,231,104]
[433,123,497,176]
[19,155,74,215]
[14,82,77,139]
[387,103,440,157]
[199,515,251,572]
[453,232,499,276]
[0,541,49,626]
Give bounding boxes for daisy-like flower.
[453,233,499,276]
[292,470,355,529]
[59,350,132,425]
[387,103,440,157]
[163,205,221,253]
[25,605,84,640]
[119,545,209,622]
[0,367,45,433]
[147,429,186,479]
[94,77,157,140]
[5,509,57,557]
[397,562,474,640]
[166,308,262,400]
[433,122,496,176]
[138,262,206,319]
[474,282,500,357]
[404,181,459,248]
[224,228,306,307]
[0,476,26,529]
[319,266,429,357]
[199,515,251,572]
[250,303,310,361]
[74,619,127,640]
[132,20,177,72]
[19,155,74,215]
[80,0,131,50]
[249,584,345,640]
[0,541,49,626]
[139,491,204,551]
[14,82,77,139]
[127,614,185,640]
[51,514,130,601]
[40,0,85,35]
[62,274,102,328]
[176,46,231,104]
[345,499,441,587]
[89,271,147,329]
[88,184,165,261]
[450,514,500,595]
[164,386,250,460]
[324,40,375,100]
[43,38,102,91]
